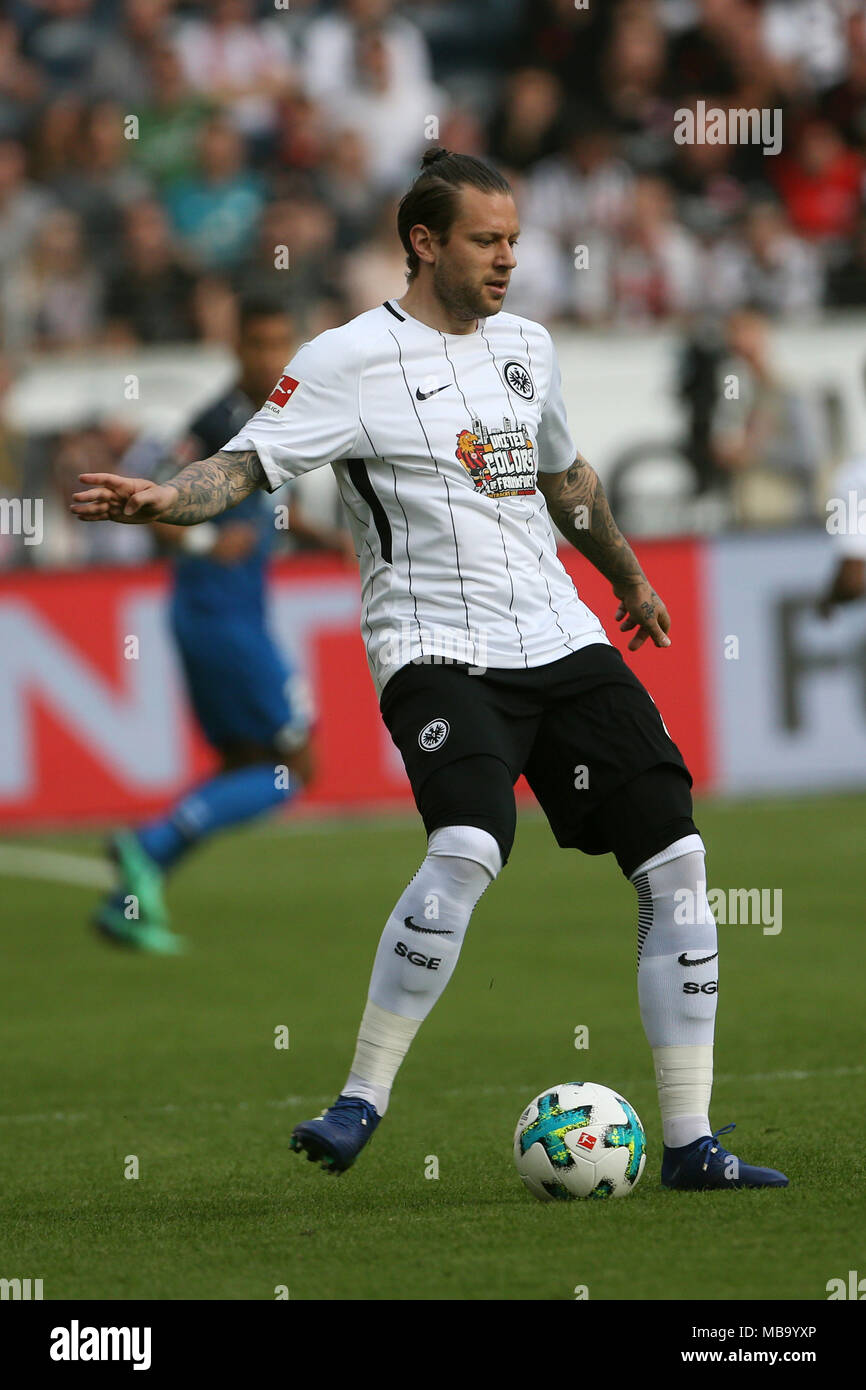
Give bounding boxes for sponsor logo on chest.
[455,416,536,498]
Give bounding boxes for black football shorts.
[379,642,696,876]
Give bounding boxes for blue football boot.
[290,1096,381,1174]
[662,1123,788,1190]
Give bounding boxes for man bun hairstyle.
[397,146,512,281]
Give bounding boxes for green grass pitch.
[1,792,863,1301]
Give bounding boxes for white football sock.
[630,834,718,1147]
[342,825,501,1115]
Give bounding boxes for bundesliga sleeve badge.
[264,374,300,413]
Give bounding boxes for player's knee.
[602,765,698,880]
[632,835,717,957]
[663,837,708,888]
[387,826,500,982]
[220,741,273,773]
[419,756,516,869]
[427,824,503,881]
[630,834,708,888]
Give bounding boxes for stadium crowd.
[1,0,865,562]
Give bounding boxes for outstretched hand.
[71,474,177,524]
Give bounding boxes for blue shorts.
[171,604,313,754]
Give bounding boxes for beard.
[432,261,499,322]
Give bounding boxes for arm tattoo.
[540,453,644,589]
[161,449,267,525]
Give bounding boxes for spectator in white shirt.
[708,201,824,319]
[323,24,448,194]
[302,0,432,104]
[172,0,295,150]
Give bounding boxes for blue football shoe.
[662,1123,788,1190]
[290,1096,381,1174]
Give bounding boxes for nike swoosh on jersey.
[415,383,452,400]
[404,915,454,935]
[677,951,719,967]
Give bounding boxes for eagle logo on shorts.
[418,718,450,751]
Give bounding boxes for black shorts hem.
[544,759,694,853]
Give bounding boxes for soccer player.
[93,299,327,953]
[72,149,787,1189]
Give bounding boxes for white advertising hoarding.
[707,530,866,794]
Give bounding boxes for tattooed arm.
[70,449,267,526]
[537,453,672,651]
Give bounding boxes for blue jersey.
[172,387,276,617]
[167,386,312,751]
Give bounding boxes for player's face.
[432,188,519,322]
[239,315,297,405]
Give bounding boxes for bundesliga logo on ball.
[514,1082,647,1200]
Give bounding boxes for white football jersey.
[222,299,609,695]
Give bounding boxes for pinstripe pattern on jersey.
[388,325,472,637]
[516,320,577,652]
[480,318,572,662]
[356,413,423,649]
[440,328,527,664]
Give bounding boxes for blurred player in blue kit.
[94,298,352,953]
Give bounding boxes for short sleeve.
[535,333,576,474]
[219,330,363,492]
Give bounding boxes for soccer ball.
[513,1082,646,1201]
